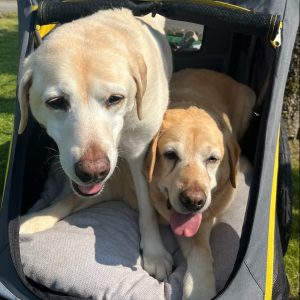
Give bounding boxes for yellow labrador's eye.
[106,95,124,106]
[207,156,219,164]
[163,150,179,161]
[46,97,70,111]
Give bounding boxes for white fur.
[19,9,173,280]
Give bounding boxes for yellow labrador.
[143,69,255,299]
[18,9,173,280]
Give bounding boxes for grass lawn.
[285,140,300,299]
[0,13,18,197]
[0,13,299,299]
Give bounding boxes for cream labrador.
[18,9,173,280]
[144,69,255,299]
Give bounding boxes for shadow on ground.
[0,16,18,76]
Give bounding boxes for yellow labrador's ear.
[143,119,169,182]
[227,134,241,188]
[132,54,147,120]
[143,131,160,183]
[18,68,32,134]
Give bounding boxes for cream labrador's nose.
[75,145,110,183]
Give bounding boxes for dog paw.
[142,248,173,281]
[19,215,58,234]
[183,272,216,300]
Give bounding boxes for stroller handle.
[36,0,281,40]
[36,0,156,23]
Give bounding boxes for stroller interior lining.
[17,29,270,299]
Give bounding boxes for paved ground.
[0,0,17,12]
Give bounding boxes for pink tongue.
[170,211,202,237]
[77,183,103,195]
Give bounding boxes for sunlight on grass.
[0,15,18,197]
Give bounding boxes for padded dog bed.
[20,157,252,300]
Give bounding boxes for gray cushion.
[21,201,185,300]
[20,157,252,300]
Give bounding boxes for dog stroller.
[0,0,298,299]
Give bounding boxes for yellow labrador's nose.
[179,188,206,212]
[75,145,110,183]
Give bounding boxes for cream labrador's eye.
[46,97,70,111]
[163,150,179,161]
[106,94,124,106]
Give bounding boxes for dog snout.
[75,144,111,183]
[179,188,206,212]
[75,157,110,183]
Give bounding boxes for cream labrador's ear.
[131,54,147,120]
[226,133,241,188]
[18,68,33,134]
[143,131,160,183]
